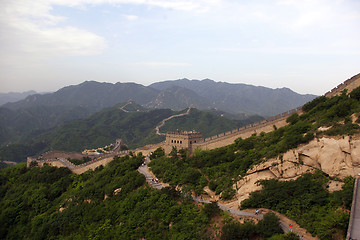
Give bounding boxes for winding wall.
[135,73,360,154]
[28,73,360,173]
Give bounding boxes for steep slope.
[148,84,360,240]
[150,78,316,116]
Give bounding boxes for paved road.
[137,158,305,239]
[137,156,164,189]
[138,164,163,190]
[192,195,303,238]
[347,177,360,240]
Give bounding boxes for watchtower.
[164,130,203,154]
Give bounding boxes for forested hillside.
[0,154,298,240]
[0,105,245,163]
[148,86,360,239]
[1,84,358,239]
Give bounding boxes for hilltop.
[0,103,252,163]
[3,79,315,117]
[0,78,312,151]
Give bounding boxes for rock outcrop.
[235,134,360,206]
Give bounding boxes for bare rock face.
[234,134,360,206]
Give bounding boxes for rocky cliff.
[235,134,360,205]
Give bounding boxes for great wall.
[27,73,360,174]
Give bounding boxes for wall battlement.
[27,150,129,174]
[325,73,360,97]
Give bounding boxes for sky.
[0,0,359,95]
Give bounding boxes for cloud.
[130,61,191,67]
[0,0,223,59]
[121,14,138,20]
[50,0,220,12]
[0,0,106,58]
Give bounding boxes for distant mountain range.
[0,103,252,163]
[0,78,316,159]
[2,79,316,116]
[149,79,316,116]
[0,90,37,106]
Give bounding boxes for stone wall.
[134,142,166,156]
[191,73,360,152]
[27,151,129,174]
[192,108,301,151]
[27,73,360,173]
[325,73,360,98]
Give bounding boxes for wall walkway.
[346,176,360,240]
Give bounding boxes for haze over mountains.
[0,91,37,106]
[2,78,316,116]
[0,78,316,163]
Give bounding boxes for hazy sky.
[1,0,359,95]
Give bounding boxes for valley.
[1,73,360,240]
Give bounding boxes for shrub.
[221,221,256,240]
[286,113,299,125]
[202,201,220,218]
[350,86,360,100]
[302,96,327,112]
[256,212,283,238]
[221,188,236,200]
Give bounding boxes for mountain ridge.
[3,78,316,117]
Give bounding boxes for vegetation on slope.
[150,87,360,196]
[159,108,241,138]
[0,155,211,239]
[0,154,291,240]
[149,87,360,239]
[0,105,91,146]
[0,105,248,163]
[241,172,353,239]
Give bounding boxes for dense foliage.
[241,171,353,240]
[1,86,359,239]
[150,87,360,198]
[0,155,216,239]
[149,87,360,239]
[0,106,246,163]
[221,212,283,240]
[160,108,241,138]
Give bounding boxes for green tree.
[256,212,283,238]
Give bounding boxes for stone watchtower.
[164,131,203,154]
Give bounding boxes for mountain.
[0,81,159,146]
[1,85,357,240]
[145,85,210,110]
[0,105,91,146]
[0,105,245,162]
[4,79,316,117]
[0,90,37,106]
[149,78,316,116]
[3,81,158,112]
[0,78,314,149]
